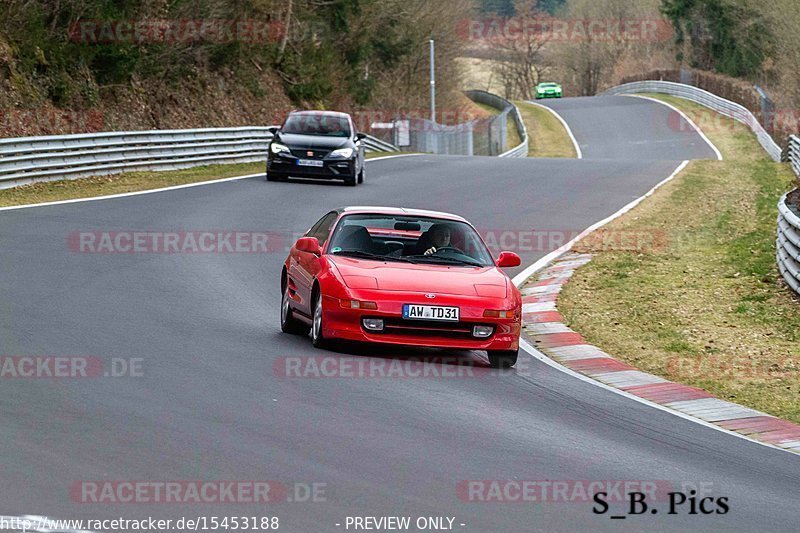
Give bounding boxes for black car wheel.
[266,165,284,182]
[357,167,364,184]
[344,174,357,187]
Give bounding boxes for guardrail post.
[777,190,800,296]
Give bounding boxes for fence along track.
[0,127,397,190]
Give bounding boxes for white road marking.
[548,345,609,360]
[520,283,562,296]
[0,153,421,213]
[525,100,583,159]
[623,94,724,161]
[526,322,573,334]
[522,301,557,313]
[591,370,668,388]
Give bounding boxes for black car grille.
[375,318,491,339]
[291,149,330,159]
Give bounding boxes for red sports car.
[280,207,523,368]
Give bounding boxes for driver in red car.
[417,223,453,256]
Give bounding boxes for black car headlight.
[329,148,354,159]
[270,143,291,155]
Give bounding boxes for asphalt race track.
[1,96,798,532]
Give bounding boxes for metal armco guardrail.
[784,135,800,177]
[501,104,529,158]
[602,81,782,162]
[0,126,397,190]
[777,191,800,295]
[780,137,800,296]
[464,90,529,158]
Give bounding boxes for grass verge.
[558,94,800,423]
[0,151,398,208]
[516,101,576,158]
[472,101,523,151]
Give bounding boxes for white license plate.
[298,159,324,167]
[402,304,459,322]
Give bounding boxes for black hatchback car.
[266,111,367,186]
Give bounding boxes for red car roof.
[339,206,468,223]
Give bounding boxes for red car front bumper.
[320,293,520,351]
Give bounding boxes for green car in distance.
[535,82,562,99]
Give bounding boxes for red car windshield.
[328,214,495,267]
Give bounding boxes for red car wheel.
[281,285,310,335]
[311,293,330,349]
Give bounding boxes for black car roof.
[289,110,351,118]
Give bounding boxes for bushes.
[661,0,772,78]
[0,0,472,121]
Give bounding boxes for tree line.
[0,0,472,118]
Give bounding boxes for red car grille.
[377,318,490,339]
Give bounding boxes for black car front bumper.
[267,153,357,180]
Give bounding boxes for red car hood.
[329,257,508,297]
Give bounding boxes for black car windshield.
[328,214,495,267]
[282,113,351,137]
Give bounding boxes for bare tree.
[488,0,551,100]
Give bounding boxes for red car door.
[290,212,338,316]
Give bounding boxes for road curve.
[0,96,797,532]
[537,95,718,161]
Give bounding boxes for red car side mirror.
[496,251,521,268]
[296,237,322,256]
